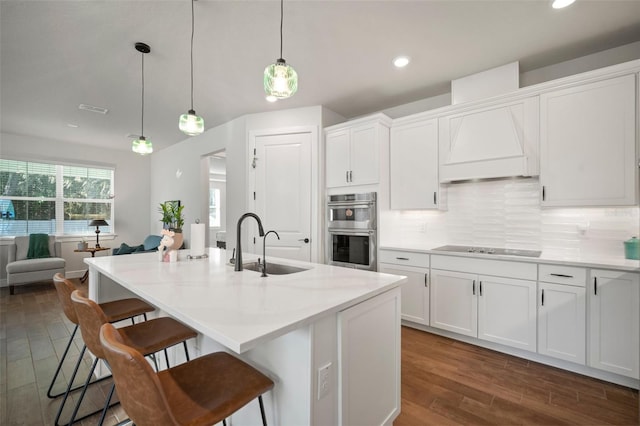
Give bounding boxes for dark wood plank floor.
[396,326,639,426]
[1,280,127,426]
[1,282,638,425]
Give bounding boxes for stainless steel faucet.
[261,230,280,277]
[234,212,265,271]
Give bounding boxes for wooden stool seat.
[101,322,275,426]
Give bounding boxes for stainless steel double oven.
[326,192,377,271]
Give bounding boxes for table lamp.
[89,219,109,248]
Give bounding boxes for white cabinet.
[540,74,637,207]
[325,114,391,188]
[438,96,539,182]
[537,264,587,365]
[430,255,537,352]
[588,269,639,379]
[338,286,401,425]
[379,249,430,325]
[389,117,443,210]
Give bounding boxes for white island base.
[87,249,403,425]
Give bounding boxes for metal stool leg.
[259,395,268,426]
[47,324,78,398]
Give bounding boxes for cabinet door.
[477,275,537,352]
[349,124,379,186]
[538,282,586,364]
[338,287,400,425]
[540,74,637,206]
[379,264,429,325]
[430,269,477,337]
[390,119,439,210]
[326,129,351,188]
[589,269,639,379]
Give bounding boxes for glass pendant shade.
[179,110,205,136]
[264,59,298,99]
[132,136,153,155]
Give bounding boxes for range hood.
[438,63,539,183]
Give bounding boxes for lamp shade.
[264,59,298,99]
[179,110,205,136]
[132,136,153,155]
[89,219,109,227]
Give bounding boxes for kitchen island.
[85,247,405,425]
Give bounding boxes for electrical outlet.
[317,362,332,400]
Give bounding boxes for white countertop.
[85,248,405,353]
[380,244,640,272]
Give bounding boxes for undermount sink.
[242,261,310,275]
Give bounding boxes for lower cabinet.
[589,269,640,379]
[538,282,586,364]
[430,256,537,352]
[379,249,430,325]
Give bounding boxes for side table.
[74,247,110,283]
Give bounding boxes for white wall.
[0,132,151,280]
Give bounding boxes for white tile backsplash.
[379,177,639,259]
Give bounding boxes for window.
[209,188,220,228]
[0,159,114,236]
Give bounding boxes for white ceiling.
[2,0,640,153]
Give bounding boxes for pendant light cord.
[141,51,145,137]
[190,0,195,110]
[279,0,283,59]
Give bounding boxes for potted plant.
[158,201,185,233]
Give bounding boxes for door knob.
[298,238,310,243]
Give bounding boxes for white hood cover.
[439,96,539,182]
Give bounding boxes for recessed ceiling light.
[266,95,278,103]
[552,0,575,9]
[78,104,109,114]
[67,123,79,128]
[393,56,410,68]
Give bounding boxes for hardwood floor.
[1,280,127,426]
[1,282,638,425]
[396,326,639,426]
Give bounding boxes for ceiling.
[2,0,640,153]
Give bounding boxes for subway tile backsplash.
[379,177,639,260]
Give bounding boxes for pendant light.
[179,0,204,136]
[264,0,297,99]
[132,42,153,155]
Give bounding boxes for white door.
[390,118,439,210]
[589,269,640,379]
[538,282,586,364]
[253,131,312,262]
[379,264,429,325]
[430,269,477,337]
[349,123,379,186]
[325,129,350,188]
[477,275,537,352]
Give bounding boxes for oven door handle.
[327,202,375,209]
[328,229,374,236]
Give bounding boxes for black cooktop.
[432,245,542,258]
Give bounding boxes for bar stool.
[100,322,275,426]
[49,273,155,399]
[55,289,198,426]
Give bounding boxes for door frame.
[248,125,321,263]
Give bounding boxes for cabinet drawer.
[379,249,429,268]
[431,255,536,281]
[539,264,586,287]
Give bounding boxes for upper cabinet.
[325,114,391,188]
[390,117,444,210]
[438,96,539,182]
[540,74,637,207]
